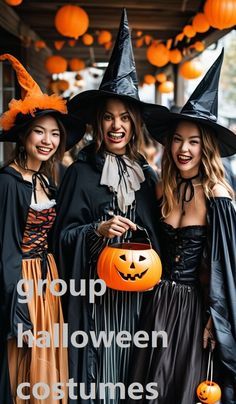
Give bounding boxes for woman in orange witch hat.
[0,54,85,403]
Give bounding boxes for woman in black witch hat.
[53,9,168,404]
[129,50,236,404]
[0,54,85,403]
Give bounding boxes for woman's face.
[171,120,202,178]
[25,115,61,169]
[102,98,133,155]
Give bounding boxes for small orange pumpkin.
[97,242,162,291]
[197,380,221,404]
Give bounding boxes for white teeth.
[108,132,124,140]
[37,147,51,152]
[178,155,191,161]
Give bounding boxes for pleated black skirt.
[128,280,207,404]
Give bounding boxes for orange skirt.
[8,254,68,403]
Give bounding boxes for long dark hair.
[93,97,144,161]
[12,113,66,182]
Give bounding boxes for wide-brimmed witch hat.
[68,8,168,131]
[0,54,85,150]
[144,49,236,157]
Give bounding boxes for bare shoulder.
[156,181,163,200]
[212,183,231,198]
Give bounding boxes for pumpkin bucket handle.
[206,348,214,383]
[135,224,153,249]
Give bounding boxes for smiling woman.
[0,54,85,403]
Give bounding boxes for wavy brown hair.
[161,120,234,218]
[93,96,144,161]
[11,113,66,183]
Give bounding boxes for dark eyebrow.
[174,132,200,139]
[104,110,129,116]
[34,125,60,131]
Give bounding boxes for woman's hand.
[97,216,136,239]
[203,316,216,351]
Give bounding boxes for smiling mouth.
[177,154,192,164]
[115,266,148,281]
[107,132,125,141]
[36,146,53,153]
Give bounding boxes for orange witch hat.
[0,53,67,131]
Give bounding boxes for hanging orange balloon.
[45,56,67,74]
[144,74,156,85]
[82,33,94,46]
[180,59,203,79]
[104,41,113,51]
[204,0,236,29]
[158,81,174,93]
[55,5,89,39]
[54,40,65,51]
[147,43,169,67]
[5,0,23,5]
[98,30,112,45]
[69,58,85,71]
[169,49,182,64]
[156,73,167,83]
[136,31,143,37]
[193,41,205,52]
[192,13,210,33]
[183,25,196,38]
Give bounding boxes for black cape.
[208,197,236,402]
[53,143,160,403]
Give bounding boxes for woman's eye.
[52,132,60,137]
[104,114,112,121]
[173,136,181,142]
[190,140,199,145]
[34,129,43,135]
[122,115,130,122]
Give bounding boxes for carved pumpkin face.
[196,381,221,404]
[97,243,162,291]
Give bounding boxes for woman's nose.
[41,133,51,144]
[180,141,189,152]
[112,118,121,129]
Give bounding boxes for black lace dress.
[128,221,209,404]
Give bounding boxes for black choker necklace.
[176,173,199,215]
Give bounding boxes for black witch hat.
[68,8,168,131]
[144,49,236,157]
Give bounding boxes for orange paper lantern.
[55,5,89,39]
[98,30,112,45]
[68,39,76,47]
[204,0,236,29]
[183,25,196,38]
[147,43,169,67]
[34,40,46,51]
[144,74,156,85]
[169,49,182,64]
[144,35,152,46]
[192,13,210,33]
[175,32,184,42]
[69,58,85,71]
[45,56,67,74]
[135,38,144,48]
[180,59,203,79]
[158,81,174,93]
[5,0,23,5]
[156,73,167,83]
[194,41,205,52]
[82,33,94,46]
[54,40,65,51]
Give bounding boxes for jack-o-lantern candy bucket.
[196,349,221,404]
[97,236,162,291]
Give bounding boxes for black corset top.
[160,221,207,284]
